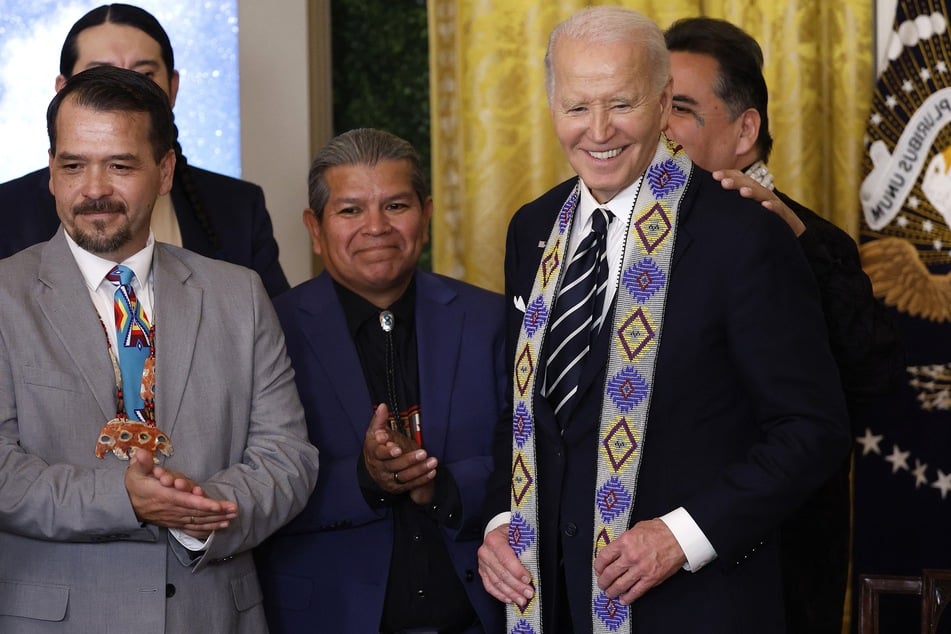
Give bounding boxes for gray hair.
[308,128,428,218]
[544,6,670,103]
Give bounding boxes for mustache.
[73,199,126,215]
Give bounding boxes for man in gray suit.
[0,66,319,632]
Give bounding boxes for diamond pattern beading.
[512,452,534,506]
[616,308,655,362]
[622,257,666,304]
[634,203,671,254]
[513,402,533,449]
[516,343,535,397]
[541,242,562,288]
[606,366,650,413]
[523,296,549,337]
[602,417,639,472]
[596,476,633,524]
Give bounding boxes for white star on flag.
[912,459,929,489]
[885,444,911,473]
[856,428,884,455]
[932,470,951,500]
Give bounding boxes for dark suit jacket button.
[166,584,176,598]
[564,522,578,537]
[466,569,475,582]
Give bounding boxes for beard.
[69,199,133,255]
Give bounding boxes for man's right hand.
[124,449,237,538]
[712,169,806,236]
[478,524,535,608]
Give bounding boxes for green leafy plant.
[332,0,431,269]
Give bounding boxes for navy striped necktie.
[545,207,613,425]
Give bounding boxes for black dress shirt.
[335,279,477,633]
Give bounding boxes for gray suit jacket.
[0,229,319,633]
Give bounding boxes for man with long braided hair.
[0,3,289,298]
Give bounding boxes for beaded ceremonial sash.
[507,137,692,634]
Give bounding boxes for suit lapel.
[36,231,116,422]
[415,272,458,456]
[152,245,202,437]
[298,274,372,441]
[669,167,697,270]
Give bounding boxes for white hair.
[544,6,670,103]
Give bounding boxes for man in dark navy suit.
[256,128,504,633]
[0,3,288,297]
[478,6,851,634]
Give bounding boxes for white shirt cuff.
[485,511,511,537]
[659,507,717,572]
[170,528,212,552]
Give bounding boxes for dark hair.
[60,4,174,82]
[47,65,174,162]
[665,17,773,162]
[308,128,428,219]
[59,4,218,249]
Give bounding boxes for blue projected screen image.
[0,0,240,182]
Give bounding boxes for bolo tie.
[379,309,423,446]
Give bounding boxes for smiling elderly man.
[477,7,851,634]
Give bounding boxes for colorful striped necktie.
[545,207,613,425]
[107,265,152,421]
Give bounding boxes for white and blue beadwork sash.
[507,137,693,634]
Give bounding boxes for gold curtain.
[428,0,873,293]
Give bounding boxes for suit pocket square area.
[0,580,69,621]
[23,364,85,393]
[514,296,526,313]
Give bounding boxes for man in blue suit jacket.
[0,4,289,297]
[478,7,850,634]
[256,128,504,633]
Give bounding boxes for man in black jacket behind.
[0,3,289,297]
[664,16,905,634]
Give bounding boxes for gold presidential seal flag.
[861,8,951,319]
[856,1,951,630]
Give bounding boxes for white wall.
[239,0,313,287]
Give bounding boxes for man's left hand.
[593,518,686,605]
[125,449,238,539]
[362,404,437,504]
